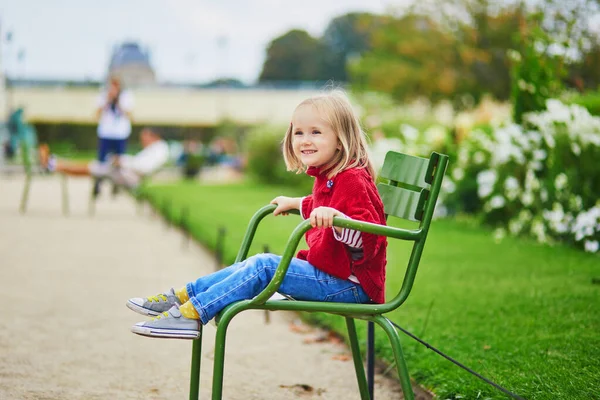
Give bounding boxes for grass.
[145,180,599,400]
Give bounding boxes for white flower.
[571,206,600,241]
[571,142,581,155]
[554,173,568,191]
[531,219,547,243]
[504,177,520,201]
[543,203,570,234]
[493,228,506,243]
[477,170,497,198]
[489,195,506,209]
[584,240,599,253]
[443,179,456,194]
[507,49,522,62]
[509,219,523,235]
[452,168,465,181]
[546,99,571,123]
[521,192,534,206]
[504,176,519,191]
[525,170,540,191]
[425,125,447,147]
[400,124,419,142]
[533,149,547,161]
[473,151,486,165]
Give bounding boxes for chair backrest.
[377,151,448,309]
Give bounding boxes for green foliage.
[145,181,600,400]
[510,12,566,124]
[259,30,331,81]
[244,125,313,193]
[182,153,205,179]
[349,2,525,107]
[565,90,600,115]
[259,13,382,83]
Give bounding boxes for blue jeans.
[97,138,127,162]
[186,253,370,325]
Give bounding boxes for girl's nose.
[300,134,313,145]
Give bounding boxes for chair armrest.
[235,204,300,262]
[331,217,422,241]
[249,208,422,305]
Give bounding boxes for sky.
[0,0,411,84]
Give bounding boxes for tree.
[259,30,329,82]
[349,14,479,104]
[321,12,383,81]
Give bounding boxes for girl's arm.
[270,196,302,216]
[309,206,363,247]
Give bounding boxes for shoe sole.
[131,325,201,340]
[126,300,161,317]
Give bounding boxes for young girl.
[127,90,387,339]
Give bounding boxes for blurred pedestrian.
[94,76,134,195]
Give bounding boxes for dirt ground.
[0,174,431,399]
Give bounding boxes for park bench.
[184,150,449,400]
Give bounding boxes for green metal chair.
[19,129,69,216]
[187,150,449,400]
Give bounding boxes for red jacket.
[297,166,387,303]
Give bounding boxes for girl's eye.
[294,131,303,135]
[312,130,321,135]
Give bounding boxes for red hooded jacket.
[297,166,387,303]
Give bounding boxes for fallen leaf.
[332,354,351,361]
[289,322,312,334]
[279,383,314,392]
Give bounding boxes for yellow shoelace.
[152,311,170,321]
[148,294,168,303]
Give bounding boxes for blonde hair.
[282,90,375,179]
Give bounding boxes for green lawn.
[145,180,599,400]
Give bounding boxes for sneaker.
[126,288,181,316]
[131,305,201,339]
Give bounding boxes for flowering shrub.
[244,125,313,193]
[447,99,600,253]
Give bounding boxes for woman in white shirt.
[94,77,134,193]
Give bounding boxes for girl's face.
[291,104,340,169]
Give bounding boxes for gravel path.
[0,174,424,399]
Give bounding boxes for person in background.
[40,127,168,190]
[94,76,134,195]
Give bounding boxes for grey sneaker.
[131,305,201,339]
[127,288,181,316]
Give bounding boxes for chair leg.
[61,174,69,216]
[19,174,32,214]
[88,181,96,216]
[211,321,230,400]
[210,303,249,400]
[346,317,370,400]
[372,315,414,400]
[189,326,203,400]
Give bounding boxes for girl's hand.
[309,207,343,229]
[270,196,300,216]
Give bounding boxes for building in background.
[108,42,156,87]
